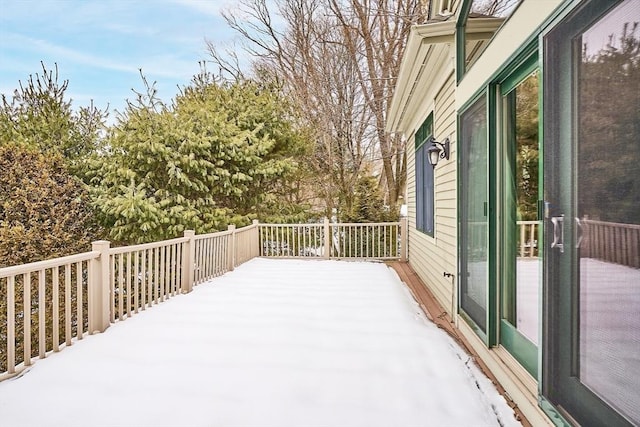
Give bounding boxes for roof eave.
[387,21,456,134]
[387,16,505,134]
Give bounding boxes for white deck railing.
[518,221,539,258]
[0,220,403,381]
[465,221,538,259]
[108,236,188,322]
[0,251,99,378]
[258,219,408,260]
[259,223,325,257]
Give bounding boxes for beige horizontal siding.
[407,72,457,312]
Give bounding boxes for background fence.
[515,219,640,267]
[580,219,640,268]
[518,221,539,258]
[258,218,407,260]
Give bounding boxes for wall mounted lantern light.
[427,136,450,167]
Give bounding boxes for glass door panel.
[576,0,640,421]
[544,0,639,424]
[460,96,488,334]
[500,68,540,376]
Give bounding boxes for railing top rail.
[194,230,233,240]
[330,222,401,227]
[516,220,541,225]
[235,223,257,231]
[234,226,255,233]
[195,223,257,240]
[109,236,189,255]
[0,250,100,279]
[582,219,640,229]
[259,222,401,227]
[258,223,324,227]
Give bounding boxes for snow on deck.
[0,258,520,427]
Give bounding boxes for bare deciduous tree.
[209,0,427,215]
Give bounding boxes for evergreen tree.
[341,167,398,223]
[0,62,107,178]
[578,22,640,223]
[90,73,312,243]
[0,144,100,267]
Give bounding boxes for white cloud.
[4,32,137,74]
[3,32,200,80]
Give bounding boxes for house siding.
[390,2,594,425]
[408,71,457,313]
[407,69,556,427]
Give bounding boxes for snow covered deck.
[0,258,520,427]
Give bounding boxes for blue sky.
[0,0,242,120]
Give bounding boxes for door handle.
[551,215,564,253]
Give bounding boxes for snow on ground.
[0,258,521,427]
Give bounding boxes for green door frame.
[497,53,540,377]
[458,91,492,345]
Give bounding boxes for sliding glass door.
[544,1,639,425]
[460,96,489,336]
[499,60,540,376]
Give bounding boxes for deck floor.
[0,258,521,427]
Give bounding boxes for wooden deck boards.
[387,261,531,427]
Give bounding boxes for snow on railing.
[0,220,404,381]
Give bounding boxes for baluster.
[118,254,124,319]
[38,269,46,358]
[126,252,132,317]
[160,246,166,300]
[64,265,71,345]
[49,267,60,347]
[140,250,147,310]
[133,251,140,313]
[77,262,84,339]
[23,272,31,365]
[7,276,16,373]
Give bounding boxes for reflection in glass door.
[576,0,640,421]
[544,0,639,425]
[500,66,540,376]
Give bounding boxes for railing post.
[253,219,260,258]
[182,230,195,293]
[400,217,408,262]
[90,240,111,334]
[228,224,236,270]
[324,217,331,259]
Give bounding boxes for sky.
[0,0,244,120]
[0,258,521,427]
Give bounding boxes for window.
[415,114,435,236]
